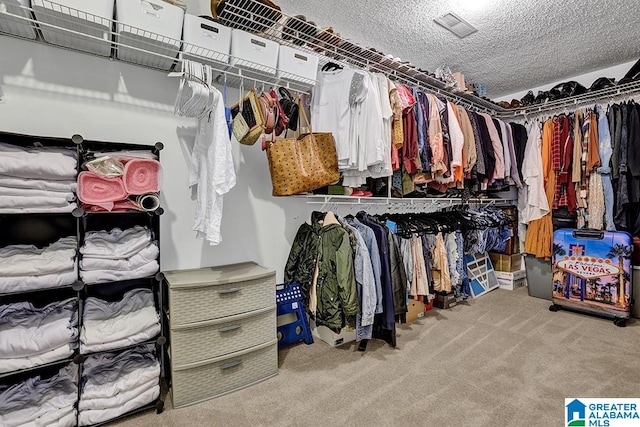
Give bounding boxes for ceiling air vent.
[434,12,477,38]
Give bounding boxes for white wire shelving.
[1,0,639,115]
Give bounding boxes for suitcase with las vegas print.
[550,229,633,326]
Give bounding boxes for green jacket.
[284,211,358,331]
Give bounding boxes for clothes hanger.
[321,61,343,72]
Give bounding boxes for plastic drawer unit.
[230,29,278,76]
[115,0,183,70]
[32,0,114,55]
[164,262,277,408]
[277,45,318,85]
[181,14,231,65]
[0,0,36,39]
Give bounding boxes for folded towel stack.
[80,288,160,354]
[0,364,78,427]
[0,236,78,294]
[78,344,160,426]
[0,142,77,213]
[0,298,79,374]
[80,226,159,285]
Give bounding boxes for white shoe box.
[310,320,355,347]
[495,268,527,291]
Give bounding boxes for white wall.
[0,36,316,282]
[495,60,637,102]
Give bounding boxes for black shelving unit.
[0,131,166,425]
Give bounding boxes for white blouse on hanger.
[311,67,358,167]
[189,87,236,246]
[521,121,549,224]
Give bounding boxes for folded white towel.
[81,305,159,348]
[1,395,76,427]
[78,384,159,426]
[80,260,159,285]
[0,204,77,214]
[0,186,75,200]
[0,267,77,294]
[80,323,161,354]
[0,143,77,180]
[81,226,152,260]
[0,237,76,277]
[0,175,77,192]
[0,344,73,374]
[81,363,160,400]
[78,377,158,411]
[0,316,75,358]
[81,243,158,272]
[0,195,74,209]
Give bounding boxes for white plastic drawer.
[32,0,114,55]
[171,340,278,408]
[0,0,36,39]
[181,14,231,64]
[115,0,183,70]
[230,29,278,76]
[169,306,276,366]
[277,45,318,85]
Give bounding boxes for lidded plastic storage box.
[0,0,37,39]
[32,0,114,56]
[181,14,231,65]
[230,28,278,76]
[277,45,318,85]
[115,0,183,70]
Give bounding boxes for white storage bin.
[230,29,278,76]
[181,14,230,65]
[277,45,318,85]
[115,0,183,70]
[32,0,113,55]
[0,0,36,39]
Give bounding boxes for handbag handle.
[296,95,312,136]
[279,87,294,101]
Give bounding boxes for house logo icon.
[566,399,586,426]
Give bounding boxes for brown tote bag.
[265,98,339,196]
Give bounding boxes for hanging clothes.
[338,216,376,341]
[551,115,577,213]
[284,211,358,332]
[456,107,477,174]
[521,121,548,224]
[525,119,555,259]
[190,87,236,246]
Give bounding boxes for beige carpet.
[114,287,640,427]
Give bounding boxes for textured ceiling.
[276,0,640,98]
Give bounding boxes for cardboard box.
[434,293,457,309]
[310,320,355,347]
[401,297,425,323]
[495,269,527,290]
[490,253,522,272]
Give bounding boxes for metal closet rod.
[216,0,504,114]
[502,80,640,119]
[218,1,640,117]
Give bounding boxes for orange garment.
[525,119,555,260]
[587,111,601,172]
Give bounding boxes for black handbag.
[278,87,299,131]
[548,81,587,101]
